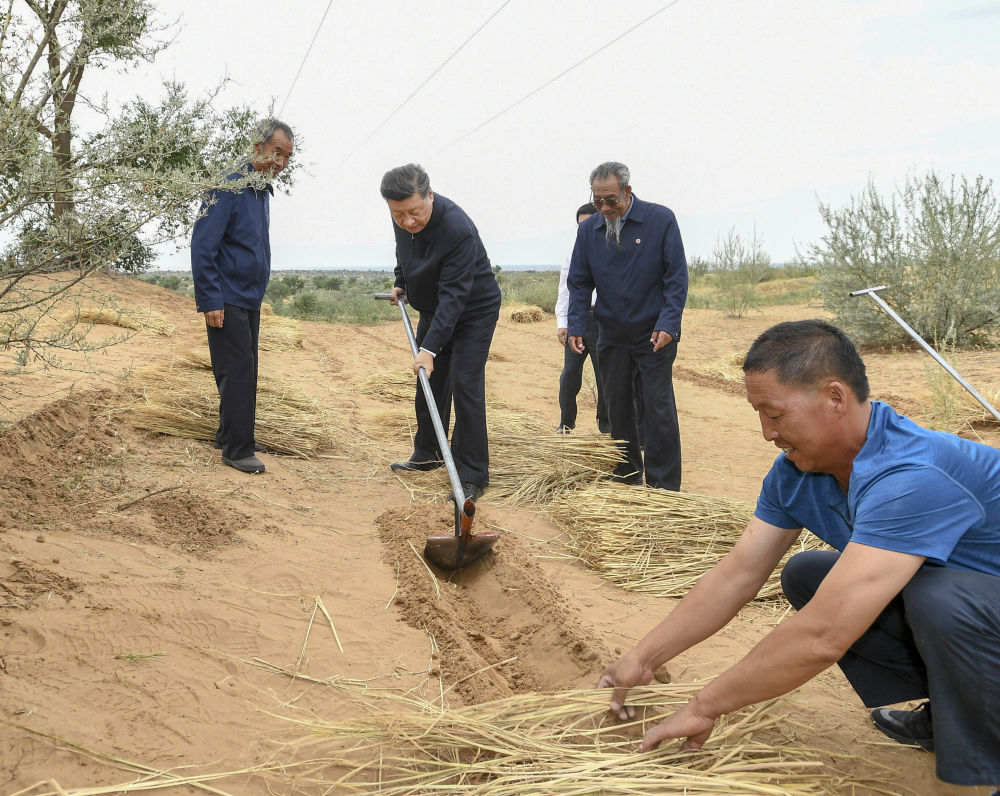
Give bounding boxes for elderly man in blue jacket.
[567,161,688,490]
[191,118,294,474]
[381,163,501,503]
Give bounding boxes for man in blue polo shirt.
[191,118,294,474]
[567,162,687,490]
[596,320,999,789]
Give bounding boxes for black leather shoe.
[448,482,484,503]
[390,458,444,472]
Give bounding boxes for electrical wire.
[279,0,336,116]
[438,0,685,155]
[339,0,513,166]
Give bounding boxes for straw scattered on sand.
[548,481,827,600]
[259,313,305,351]
[128,355,335,458]
[276,685,891,795]
[366,405,623,504]
[5,684,892,795]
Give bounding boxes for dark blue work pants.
[782,550,1000,786]
[559,310,609,433]
[597,335,680,490]
[410,302,499,488]
[205,304,260,461]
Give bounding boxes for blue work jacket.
[566,195,688,345]
[191,165,273,313]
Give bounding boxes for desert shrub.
[290,291,322,318]
[712,228,771,318]
[687,255,710,283]
[809,173,1000,347]
[500,270,559,314]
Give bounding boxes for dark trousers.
[782,550,1000,786]
[205,304,260,461]
[597,335,681,490]
[411,303,499,487]
[559,311,609,432]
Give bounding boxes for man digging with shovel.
[380,163,501,507]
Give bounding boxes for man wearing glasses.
[566,162,688,490]
[192,118,294,475]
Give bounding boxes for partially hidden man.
[191,118,294,474]
[381,163,501,504]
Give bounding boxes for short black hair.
[380,163,430,201]
[743,319,870,401]
[576,202,596,220]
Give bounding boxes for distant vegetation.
[142,261,822,326]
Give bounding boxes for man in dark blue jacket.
[191,118,294,474]
[381,163,501,502]
[567,162,688,490]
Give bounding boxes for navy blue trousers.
[559,311,609,433]
[597,335,680,490]
[410,303,499,487]
[205,304,260,461]
[782,550,1000,786]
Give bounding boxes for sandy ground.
[1,275,998,795]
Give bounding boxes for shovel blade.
[424,528,500,570]
[424,497,498,570]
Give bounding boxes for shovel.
[375,292,500,569]
[850,285,1000,423]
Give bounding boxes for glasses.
[591,192,623,208]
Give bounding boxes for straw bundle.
[259,313,305,351]
[507,303,545,323]
[129,360,335,457]
[288,686,885,794]
[76,305,175,335]
[367,406,623,504]
[548,481,826,600]
[354,370,416,402]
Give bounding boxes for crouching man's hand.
[640,696,716,752]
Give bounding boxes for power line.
[279,0,336,117]
[438,0,685,155]
[339,0,513,166]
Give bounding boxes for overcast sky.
[103,0,1000,270]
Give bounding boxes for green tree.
[1,1,291,372]
[810,173,1000,346]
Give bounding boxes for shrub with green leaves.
[711,228,771,318]
[810,173,1000,347]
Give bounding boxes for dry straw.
[507,304,545,323]
[75,306,175,336]
[279,685,889,794]
[259,313,305,351]
[129,354,335,458]
[354,370,415,403]
[368,406,623,505]
[548,481,827,600]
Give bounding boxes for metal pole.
[850,285,1000,423]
